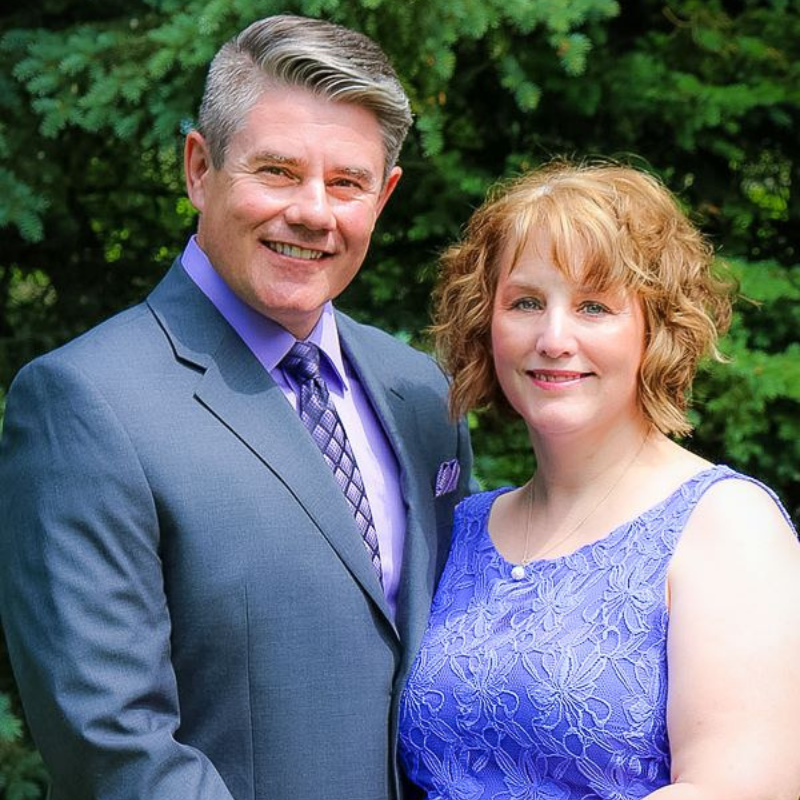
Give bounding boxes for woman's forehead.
[500,225,638,293]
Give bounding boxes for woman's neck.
[527,418,654,502]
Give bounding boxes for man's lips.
[262,240,330,260]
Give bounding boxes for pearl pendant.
[510,564,526,580]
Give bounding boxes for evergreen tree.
[1,1,798,792]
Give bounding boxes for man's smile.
[263,240,327,260]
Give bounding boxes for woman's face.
[491,230,647,440]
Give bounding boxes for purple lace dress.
[399,466,793,799]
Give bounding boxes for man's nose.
[283,179,336,231]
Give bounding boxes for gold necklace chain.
[511,434,649,580]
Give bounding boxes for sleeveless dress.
[398,466,794,800]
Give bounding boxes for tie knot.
[282,341,322,384]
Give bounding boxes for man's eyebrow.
[250,151,302,167]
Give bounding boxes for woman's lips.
[527,370,592,388]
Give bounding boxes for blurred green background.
[1,0,798,795]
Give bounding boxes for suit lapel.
[337,315,440,655]
[147,265,394,626]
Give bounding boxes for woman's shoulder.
[673,464,799,575]
[689,466,795,535]
[456,486,514,519]
[642,440,794,537]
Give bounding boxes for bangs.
[503,181,650,295]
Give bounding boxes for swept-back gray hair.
[196,15,413,181]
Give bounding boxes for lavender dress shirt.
[181,236,406,617]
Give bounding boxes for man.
[0,16,471,800]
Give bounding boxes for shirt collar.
[180,235,347,391]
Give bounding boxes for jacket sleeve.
[0,356,235,800]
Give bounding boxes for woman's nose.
[535,309,577,359]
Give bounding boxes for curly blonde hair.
[432,161,734,436]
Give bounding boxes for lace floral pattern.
[399,466,791,799]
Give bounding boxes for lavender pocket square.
[435,459,460,497]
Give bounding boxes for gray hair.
[196,15,413,182]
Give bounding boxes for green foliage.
[1,0,799,791]
[689,259,800,520]
[0,695,22,742]
[0,692,47,800]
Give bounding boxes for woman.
[398,162,800,799]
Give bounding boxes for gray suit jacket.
[0,263,472,800]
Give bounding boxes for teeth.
[267,242,325,260]
[532,373,581,382]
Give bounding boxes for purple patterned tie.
[282,341,382,584]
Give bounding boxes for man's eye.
[330,178,363,190]
[259,166,292,178]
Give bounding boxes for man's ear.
[184,131,213,213]
[375,165,403,218]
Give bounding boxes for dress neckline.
[480,464,729,572]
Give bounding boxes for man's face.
[185,85,401,339]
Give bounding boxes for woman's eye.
[581,301,610,315]
[511,297,542,311]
